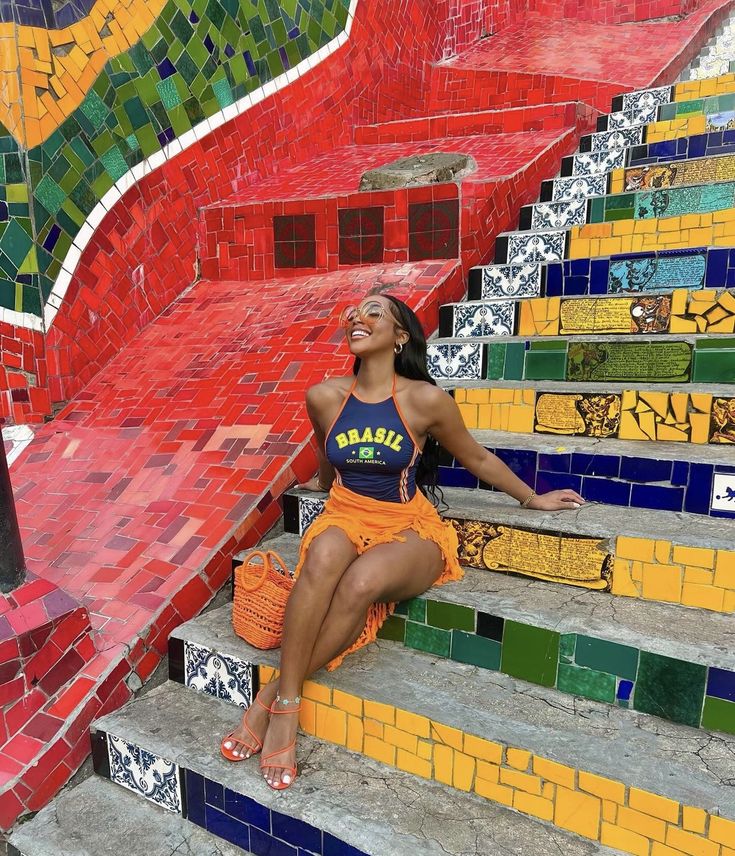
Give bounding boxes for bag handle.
[236,550,291,592]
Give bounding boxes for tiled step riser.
[91,726,366,856]
[282,493,735,615]
[168,616,735,738]
[657,91,735,123]
[429,332,735,389]
[469,247,735,301]
[578,126,646,154]
[494,231,568,264]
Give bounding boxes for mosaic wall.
[589,181,735,225]
[0,0,351,319]
[614,152,735,193]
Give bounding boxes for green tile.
[394,601,409,616]
[504,342,525,381]
[486,343,506,380]
[574,636,638,681]
[558,663,616,704]
[405,622,451,658]
[701,696,735,735]
[377,615,406,643]
[500,621,559,688]
[451,631,501,670]
[426,600,475,632]
[633,652,706,727]
[524,350,566,380]
[559,633,576,663]
[407,598,426,623]
[697,337,735,349]
[692,350,735,383]
[529,340,566,351]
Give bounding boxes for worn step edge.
[90,682,616,856]
[6,776,249,856]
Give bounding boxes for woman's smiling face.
[340,296,406,356]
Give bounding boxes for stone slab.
[358,152,476,190]
[92,682,614,856]
[7,777,248,856]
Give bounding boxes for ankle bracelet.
[275,694,301,707]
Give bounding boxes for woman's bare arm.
[300,382,344,491]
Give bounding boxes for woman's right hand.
[298,477,327,492]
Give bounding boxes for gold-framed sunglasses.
[338,300,396,329]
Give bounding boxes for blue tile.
[205,804,251,851]
[619,456,673,484]
[630,484,684,513]
[271,810,323,853]
[589,259,610,294]
[707,667,735,702]
[671,460,690,487]
[684,463,714,514]
[438,466,478,489]
[570,258,590,275]
[496,448,538,486]
[565,276,589,296]
[706,249,728,287]
[205,778,224,809]
[323,832,369,856]
[712,508,735,520]
[571,453,620,478]
[617,679,634,701]
[537,471,582,493]
[538,453,571,473]
[715,464,735,475]
[185,770,206,827]
[546,263,562,297]
[299,850,321,856]
[689,134,707,157]
[250,827,299,856]
[225,789,271,831]
[582,476,630,506]
[727,269,735,289]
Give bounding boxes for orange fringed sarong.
[294,483,463,670]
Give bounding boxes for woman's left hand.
[527,489,585,511]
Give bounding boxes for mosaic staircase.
[10,11,735,856]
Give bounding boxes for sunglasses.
[338,300,399,329]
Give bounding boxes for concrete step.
[88,680,617,856]
[7,775,249,856]
[167,617,735,855]
[282,482,735,614]
[221,530,735,736]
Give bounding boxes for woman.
[221,295,584,789]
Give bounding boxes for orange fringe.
[294,483,463,670]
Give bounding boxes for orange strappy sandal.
[220,690,272,762]
[260,694,301,790]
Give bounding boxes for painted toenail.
[283,775,291,783]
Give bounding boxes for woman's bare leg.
[262,531,443,785]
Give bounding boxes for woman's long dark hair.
[352,295,445,508]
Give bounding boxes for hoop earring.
[394,342,403,355]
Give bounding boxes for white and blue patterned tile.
[573,148,626,176]
[184,641,254,708]
[108,734,181,813]
[299,496,325,534]
[452,302,515,337]
[478,264,541,299]
[607,103,659,129]
[507,231,565,264]
[621,85,671,113]
[711,472,735,513]
[427,343,483,380]
[551,174,607,202]
[531,199,587,230]
[590,126,644,153]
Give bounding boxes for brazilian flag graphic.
[358,447,374,460]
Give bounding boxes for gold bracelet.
[520,490,536,509]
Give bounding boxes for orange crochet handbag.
[232,550,294,649]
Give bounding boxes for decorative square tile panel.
[478,265,542,299]
[551,174,607,202]
[184,641,255,708]
[452,302,515,337]
[590,126,644,153]
[607,104,659,129]
[299,496,325,535]
[531,199,587,230]
[507,231,566,264]
[573,149,626,176]
[621,86,671,113]
[427,343,483,380]
[408,199,460,262]
[108,734,182,813]
[711,472,735,512]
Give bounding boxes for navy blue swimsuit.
[325,378,421,504]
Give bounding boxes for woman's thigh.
[298,525,359,586]
[338,530,444,605]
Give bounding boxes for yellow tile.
[431,721,463,750]
[651,843,689,856]
[364,735,396,767]
[454,388,467,404]
[631,561,643,582]
[364,718,383,739]
[458,403,478,428]
[499,768,542,795]
[383,725,418,754]
[475,778,513,806]
[642,562,683,604]
[433,743,453,785]
[725,591,735,612]
[666,826,718,856]
[616,536,655,563]
[467,388,490,404]
[578,771,626,804]
[316,705,347,745]
[542,782,554,799]
[654,541,672,563]
[554,786,601,840]
[690,413,712,445]
[302,680,331,704]
[477,404,491,428]
[709,815,735,846]
[618,805,666,842]
[417,739,432,760]
[453,751,475,792]
[477,760,500,782]
[259,665,276,683]
[332,689,362,717]
[672,546,715,569]
[506,748,531,771]
[299,699,317,734]
[602,800,618,823]
[683,567,713,585]
[629,788,680,823]
[714,551,735,590]
[514,790,554,821]
[346,715,363,752]
[532,756,576,789]
[611,558,641,598]
[364,699,394,724]
[682,806,706,834]
[396,748,432,779]
[681,582,725,611]
[464,734,503,764]
[601,822,651,856]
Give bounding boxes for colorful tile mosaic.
[588,180,735,224]
[659,90,735,122]
[614,152,735,193]
[628,128,735,167]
